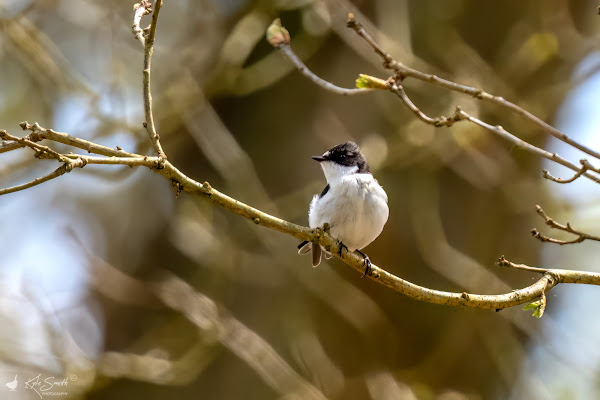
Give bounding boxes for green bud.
[355,74,389,90]
[266,18,290,47]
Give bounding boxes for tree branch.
[6,125,600,311]
[454,110,600,184]
[542,159,600,184]
[268,19,600,185]
[3,121,140,157]
[138,0,167,159]
[531,205,600,245]
[0,129,72,163]
[390,83,461,127]
[0,161,83,195]
[266,19,372,96]
[346,13,600,162]
[132,0,151,46]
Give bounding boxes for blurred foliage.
[1,0,600,399]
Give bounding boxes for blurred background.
[1,0,600,399]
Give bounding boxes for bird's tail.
[297,241,322,267]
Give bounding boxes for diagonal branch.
[268,20,600,185]
[6,123,597,312]
[531,205,600,245]
[542,159,600,184]
[0,160,84,196]
[0,129,71,163]
[454,110,600,184]
[267,19,372,96]
[346,13,600,162]
[152,166,600,310]
[390,83,461,127]
[1,122,139,158]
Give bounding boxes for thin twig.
[278,44,373,96]
[266,19,372,96]
[391,83,461,127]
[455,110,600,184]
[531,205,600,245]
[268,20,600,184]
[132,1,152,46]
[9,121,140,157]
[0,129,71,163]
[0,160,84,196]
[543,159,600,184]
[497,255,550,274]
[141,0,167,159]
[346,13,600,162]
[62,153,161,168]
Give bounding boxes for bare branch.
[5,122,140,158]
[531,205,600,245]
[0,129,71,163]
[497,256,551,274]
[277,44,373,96]
[454,110,600,184]
[149,164,600,311]
[141,0,167,159]
[7,121,599,311]
[0,161,83,196]
[267,19,373,96]
[390,83,461,127]
[346,13,600,162]
[269,20,600,184]
[132,1,152,46]
[543,159,600,184]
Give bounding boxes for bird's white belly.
[309,174,388,251]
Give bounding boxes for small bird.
[5,375,17,391]
[298,141,389,274]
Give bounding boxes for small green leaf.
[522,301,541,310]
[523,299,545,318]
[355,74,389,90]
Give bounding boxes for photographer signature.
[23,374,75,399]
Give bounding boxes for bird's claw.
[337,243,371,277]
[337,242,348,257]
[361,255,372,278]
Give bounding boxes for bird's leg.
[337,241,348,257]
[355,249,372,278]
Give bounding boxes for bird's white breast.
[309,174,388,251]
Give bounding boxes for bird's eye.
[339,154,346,159]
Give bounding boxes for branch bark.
[531,205,600,245]
[140,0,167,159]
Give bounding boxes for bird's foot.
[361,256,372,278]
[356,249,372,278]
[337,241,348,257]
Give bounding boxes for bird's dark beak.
[312,155,327,162]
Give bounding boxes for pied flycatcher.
[298,141,389,274]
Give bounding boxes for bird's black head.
[312,141,370,173]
